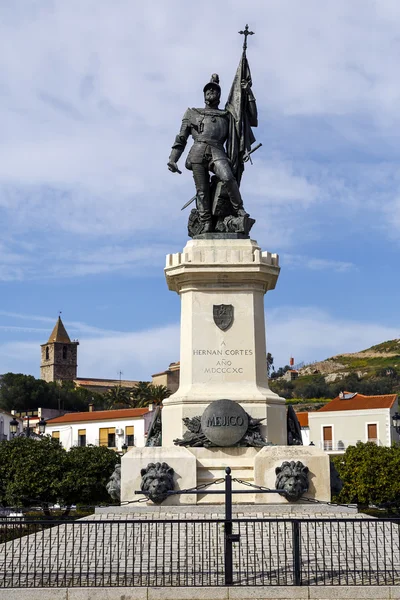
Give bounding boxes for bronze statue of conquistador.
[168,26,260,237]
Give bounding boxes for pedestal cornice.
[165,238,280,294]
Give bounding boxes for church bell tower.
[40,317,79,383]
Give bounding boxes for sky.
[1,0,400,381]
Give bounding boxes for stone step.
[197,466,253,483]
[189,447,258,504]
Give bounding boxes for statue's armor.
[169,104,247,227]
[171,108,230,169]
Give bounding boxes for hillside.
[269,339,400,407]
[299,339,400,379]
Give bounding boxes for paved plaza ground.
[1,506,399,588]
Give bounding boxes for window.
[45,346,49,360]
[78,429,86,447]
[126,425,134,447]
[323,426,333,451]
[367,423,378,444]
[99,427,116,448]
[62,345,67,359]
[52,431,60,440]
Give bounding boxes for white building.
[308,392,400,455]
[11,408,66,436]
[45,407,150,452]
[0,409,23,440]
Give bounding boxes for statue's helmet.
[203,73,221,95]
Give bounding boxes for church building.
[40,317,79,383]
[40,316,139,393]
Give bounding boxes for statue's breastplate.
[192,110,229,145]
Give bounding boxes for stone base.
[120,446,197,505]
[254,445,331,504]
[120,445,331,506]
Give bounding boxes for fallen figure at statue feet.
[188,207,255,237]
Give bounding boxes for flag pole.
[238,25,255,175]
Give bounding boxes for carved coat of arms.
[213,304,234,331]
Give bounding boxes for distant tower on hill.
[40,317,79,383]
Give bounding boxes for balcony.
[318,439,382,453]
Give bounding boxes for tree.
[131,381,154,405]
[134,384,171,408]
[267,353,274,376]
[332,442,400,507]
[0,437,120,511]
[61,445,120,506]
[295,375,331,400]
[105,385,131,409]
[270,365,290,380]
[0,373,60,412]
[106,382,172,409]
[0,436,66,509]
[0,373,105,413]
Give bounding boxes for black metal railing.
[0,516,399,587]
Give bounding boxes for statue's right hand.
[167,161,182,174]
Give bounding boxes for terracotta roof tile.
[317,393,397,412]
[296,412,309,427]
[74,378,139,388]
[46,408,149,425]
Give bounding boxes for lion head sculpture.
[275,460,309,502]
[140,462,175,504]
[106,464,121,502]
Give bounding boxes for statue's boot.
[197,190,213,231]
[224,179,249,217]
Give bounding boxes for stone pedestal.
[162,238,286,446]
[121,446,197,505]
[254,446,331,503]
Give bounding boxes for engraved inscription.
[193,347,253,375]
[206,415,245,427]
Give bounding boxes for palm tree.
[105,385,131,409]
[149,385,172,406]
[130,382,172,408]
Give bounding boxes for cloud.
[0,239,177,281]
[267,307,400,369]
[1,0,400,290]
[1,308,398,384]
[0,323,180,381]
[0,310,123,337]
[282,254,355,273]
[78,324,180,380]
[1,2,400,244]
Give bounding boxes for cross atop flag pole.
[225,25,258,186]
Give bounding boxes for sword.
[181,195,197,211]
[243,142,262,164]
[180,143,262,211]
